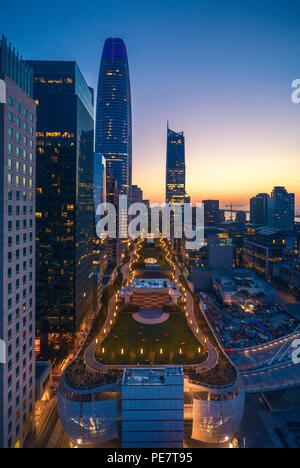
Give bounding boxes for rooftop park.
[95,313,208,366]
[132,239,171,269]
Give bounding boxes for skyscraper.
[202,200,220,225]
[250,193,269,225]
[268,186,295,230]
[27,61,94,346]
[96,38,132,198]
[166,125,186,204]
[0,36,36,448]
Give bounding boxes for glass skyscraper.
[166,125,186,204]
[268,186,295,230]
[96,38,132,198]
[0,36,36,448]
[27,61,95,342]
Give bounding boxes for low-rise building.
[213,270,275,305]
[243,227,296,279]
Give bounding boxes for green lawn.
[95,313,207,365]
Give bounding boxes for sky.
[2,0,300,207]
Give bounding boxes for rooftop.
[122,367,183,385]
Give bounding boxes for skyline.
[1,0,300,205]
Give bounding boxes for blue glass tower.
[96,38,132,198]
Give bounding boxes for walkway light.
[179,348,182,354]
[160,348,163,354]
[121,348,124,355]
[141,348,143,355]
[102,348,105,354]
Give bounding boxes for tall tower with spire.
[166,124,186,204]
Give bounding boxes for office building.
[28,61,94,344]
[166,125,186,204]
[268,186,295,230]
[243,226,296,279]
[250,193,269,225]
[202,200,220,225]
[0,36,36,448]
[131,184,143,204]
[95,38,132,198]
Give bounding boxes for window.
[30,113,33,122]
[8,127,13,138]
[8,112,13,122]
[8,159,12,170]
[7,174,12,185]
[8,143,13,155]
[16,117,20,128]
[24,122,27,132]
[16,146,20,157]
[8,96,13,107]
[16,132,20,142]
[24,108,28,118]
[17,103,21,113]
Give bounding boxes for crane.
[225,203,244,221]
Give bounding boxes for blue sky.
[2,0,300,204]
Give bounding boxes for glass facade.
[0,35,33,97]
[0,38,36,449]
[96,38,132,197]
[166,126,186,204]
[27,61,94,335]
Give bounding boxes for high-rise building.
[202,200,219,225]
[131,184,143,204]
[93,153,106,219]
[268,186,295,230]
[166,125,186,204]
[0,36,36,448]
[96,38,132,198]
[27,61,95,344]
[250,193,269,225]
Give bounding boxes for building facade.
[27,61,95,341]
[95,38,132,198]
[268,186,295,230]
[122,367,184,448]
[203,200,220,225]
[0,36,36,448]
[166,126,186,205]
[250,193,269,225]
[243,226,296,279]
